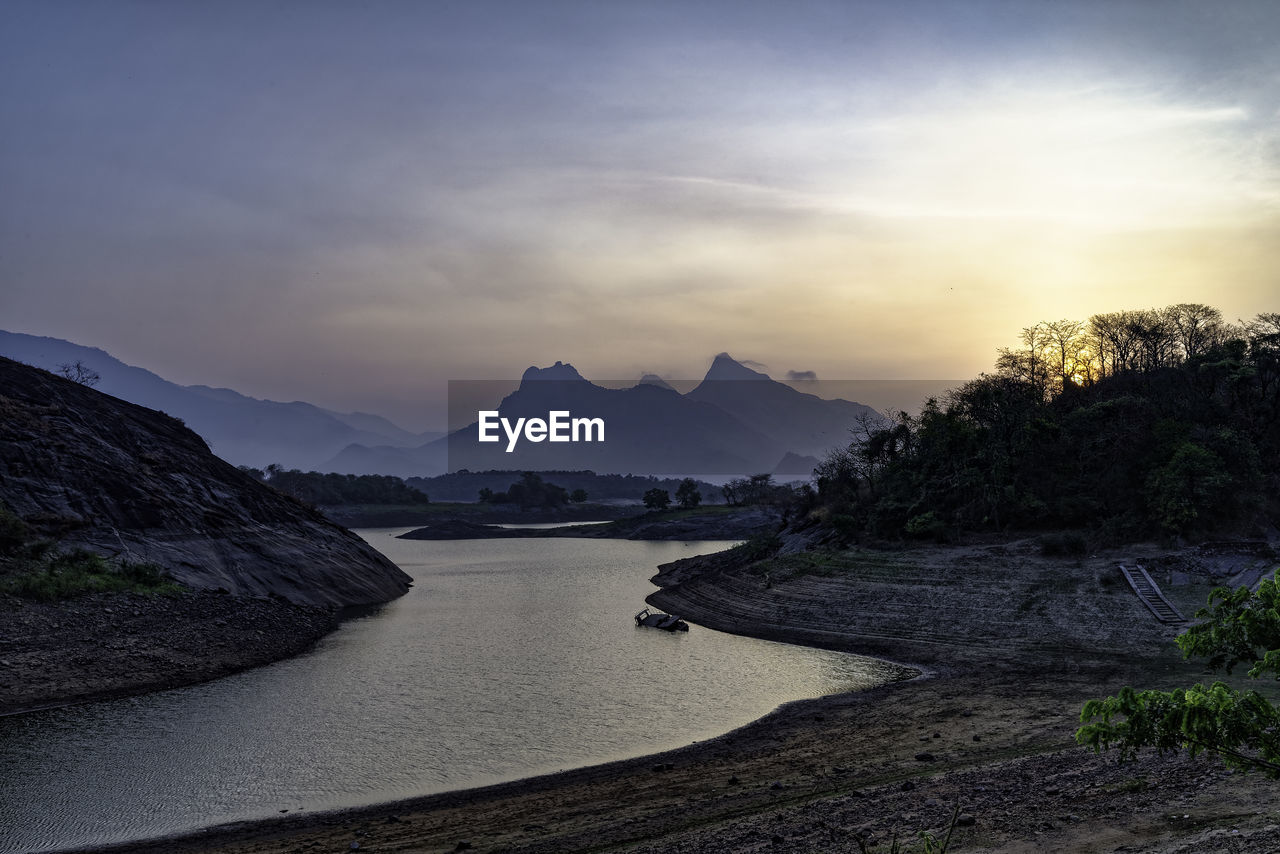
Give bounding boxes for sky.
[2,0,1277,430]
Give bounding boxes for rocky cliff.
[0,357,411,608]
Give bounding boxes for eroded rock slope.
[0,357,411,607]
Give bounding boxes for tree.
[1077,570,1280,777]
[569,488,588,503]
[56,360,100,387]
[642,488,671,511]
[505,472,568,509]
[675,478,701,509]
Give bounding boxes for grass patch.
[1,548,182,602]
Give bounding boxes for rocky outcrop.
[0,357,411,608]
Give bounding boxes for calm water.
[0,533,902,853]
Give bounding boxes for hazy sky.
[2,1,1277,430]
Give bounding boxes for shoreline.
[36,538,1280,853]
[0,589,345,718]
[46,673,924,854]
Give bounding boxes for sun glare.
[828,90,1259,230]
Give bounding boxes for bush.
[732,532,782,562]
[904,511,946,541]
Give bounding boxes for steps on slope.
[1119,564,1186,624]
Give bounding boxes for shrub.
[904,511,946,541]
[0,549,179,602]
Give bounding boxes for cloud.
[787,370,818,382]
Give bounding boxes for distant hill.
[0,356,411,607]
[0,331,434,471]
[688,353,882,459]
[440,360,784,475]
[2,332,878,479]
[331,355,883,478]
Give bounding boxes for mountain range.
[0,331,441,471]
[330,354,881,477]
[2,332,880,478]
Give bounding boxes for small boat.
[634,607,689,632]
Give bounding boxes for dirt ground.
[48,539,1280,854]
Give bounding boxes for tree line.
[814,304,1279,541]
[241,465,431,506]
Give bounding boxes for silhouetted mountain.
[774,451,823,476]
[0,331,426,470]
[327,355,883,478]
[324,439,449,477]
[637,373,678,392]
[444,364,782,474]
[687,353,884,458]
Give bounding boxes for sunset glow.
[1,1,1276,429]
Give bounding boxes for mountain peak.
[520,360,586,385]
[637,373,676,392]
[703,353,770,382]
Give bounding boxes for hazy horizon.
[3,1,1277,431]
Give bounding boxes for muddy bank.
[0,589,337,716]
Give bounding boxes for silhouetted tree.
[815,304,1278,541]
[56,361,100,387]
[675,478,701,508]
[642,488,671,511]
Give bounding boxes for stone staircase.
[1119,564,1186,623]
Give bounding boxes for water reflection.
[0,534,901,853]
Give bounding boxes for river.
[0,532,901,853]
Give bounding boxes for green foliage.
[1077,684,1280,776]
[731,532,782,563]
[904,511,946,541]
[675,477,702,509]
[642,487,671,511]
[1,549,180,602]
[1144,441,1230,533]
[1177,570,1280,677]
[1077,569,1280,777]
